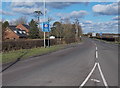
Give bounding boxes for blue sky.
[0,2,119,33]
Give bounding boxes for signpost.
[43,22,50,47]
[43,0,50,48]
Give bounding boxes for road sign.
[100,32,102,36]
[92,33,96,37]
[42,22,50,32]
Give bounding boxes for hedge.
[2,38,77,52]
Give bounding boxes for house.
[4,26,27,40]
[4,24,30,40]
[16,24,30,35]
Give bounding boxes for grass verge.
[2,45,64,64]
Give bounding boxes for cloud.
[83,20,92,24]
[10,2,43,15]
[57,10,88,19]
[11,2,36,8]
[112,16,120,20]
[92,3,119,15]
[11,2,79,9]
[0,10,14,15]
[70,10,88,18]
[10,2,88,16]
[82,20,118,33]
[12,7,41,15]
[47,2,78,9]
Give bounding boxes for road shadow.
[2,51,28,72]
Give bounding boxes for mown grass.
[2,45,64,64]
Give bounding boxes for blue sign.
[100,32,102,36]
[42,22,50,32]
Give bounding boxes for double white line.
[79,44,108,88]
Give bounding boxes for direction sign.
[42,22,50,32]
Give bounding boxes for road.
[2,38,118,87]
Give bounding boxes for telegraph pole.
[47,17,52,47]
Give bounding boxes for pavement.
[2,37,118,87]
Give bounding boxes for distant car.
[50,36,55,39]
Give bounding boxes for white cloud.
[10,2,79,10]
[11,2,36,7]
[70,10,88,18]
[57,10,88,19]
[9,2,89,16]
[10,2,43,15]
[112,16,120,20]
[0,10,14,15]
[83,20,92,24]
[82,20,118,33]
[47,2,78,9]
[92,3,119,15]
[12,7,41,15]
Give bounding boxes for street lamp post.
[34,11,43,31]
[75,18,79,42]
[43,0,46,48]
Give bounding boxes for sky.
[0,1,119,34]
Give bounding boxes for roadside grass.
[2,45,64,64]
[0,53,2,63]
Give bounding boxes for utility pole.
[47,17,52,47]
[60,17,63,44]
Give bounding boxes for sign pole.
[44,32,46,48]
[44,0,46,48]
[48,31,50,47]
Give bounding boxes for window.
[23,31,26,34]
[19,31,22,34]
[14,31,17,33]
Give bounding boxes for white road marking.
[79,42,108,88]
[79,63,98,88]
[97,63,109,88]
[96,47,98,51]
[96,51,98,58]
[91,79,100,83]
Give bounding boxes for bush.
[2,39,58,52]
[2,38,81,52]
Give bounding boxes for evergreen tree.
[29,19,39,39]
[2,21,9,40]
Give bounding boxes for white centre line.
[96,51,98,58]
[96,47,98,51]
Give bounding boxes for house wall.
[4,28,19,40]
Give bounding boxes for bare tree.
[15,16,27,25]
